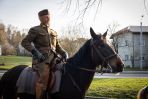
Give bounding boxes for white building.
[111,26,148,68]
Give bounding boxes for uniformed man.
[21,9,68,99]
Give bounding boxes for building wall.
[117,32,133,67]
[133,33,148,68]
[113,32,148,68]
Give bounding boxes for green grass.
[86,78,148,99]
[0,56,32,69]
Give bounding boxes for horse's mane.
[67,39,91,67]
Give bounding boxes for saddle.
[16,61,64,95]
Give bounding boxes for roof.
[110,26,148,38]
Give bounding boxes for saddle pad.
[16,64,63,95]
[16,67,37,95]
[51,70,62,93]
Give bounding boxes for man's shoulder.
[30,25,41,30]
[50,29,58,36]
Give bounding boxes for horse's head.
[90,27,124,73]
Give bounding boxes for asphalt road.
[0,70,148,78]
[94,71,148,78]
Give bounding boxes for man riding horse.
[21,9,68,99]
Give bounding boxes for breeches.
[32,52,55,77]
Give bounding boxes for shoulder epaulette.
[50,29,58,36]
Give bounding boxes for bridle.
[78,39,117,73]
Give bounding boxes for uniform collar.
[40,24,49,28]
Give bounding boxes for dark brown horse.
[0,27,124,99]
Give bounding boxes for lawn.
[87,78,148,99]
[0,55,32,69]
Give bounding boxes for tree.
[108,21,120,53]
[0,22,28,55]
[2,43,16,55]
[6,25,13,44]
[62,0,102,23]
[11,31,22,47]
[0,23,9,45]
[60,24,87,56]
[144,0,148,15]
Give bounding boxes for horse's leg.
[18,93,36,99]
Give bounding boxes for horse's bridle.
[78,39,117,73]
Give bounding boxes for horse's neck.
[68,40,95,68]
[65,40,96,92]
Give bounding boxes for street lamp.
[140,15,144,69]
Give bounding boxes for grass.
[86,78,148,99]
[0,55,32,70]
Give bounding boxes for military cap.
[38,9,49,17]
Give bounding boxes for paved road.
[0,70,148,78]
[0,70,6,77]
[94,71,148,78]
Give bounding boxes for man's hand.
[31,48,45,62]
[62,52,68,61]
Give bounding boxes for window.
[125,55,129,60]
[139,57,144,61]
[125,40,128,46]
[140,39,145,46]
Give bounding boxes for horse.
[0,27,124,99]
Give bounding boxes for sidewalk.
[122,71,148,74]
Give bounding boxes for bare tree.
[2,43,16,55]
[60,24,87,56]
[144,0,148,15]
[11,31,22,47]
[107,21,120,53]
[0,23,9,45]
[61,0,102,23]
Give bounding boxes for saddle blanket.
[16,66,62,95]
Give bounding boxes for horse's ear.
[90,27,97,38]
[103,29,108,38]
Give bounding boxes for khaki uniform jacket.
[21,24,66,57]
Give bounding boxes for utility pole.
[140,15,144,69]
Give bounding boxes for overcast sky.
[0,0,148,37]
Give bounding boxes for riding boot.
[35,81,45,99]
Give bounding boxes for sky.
[0,0,148,38]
